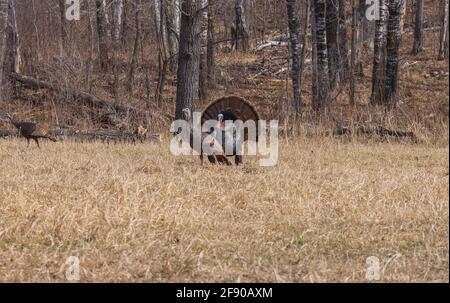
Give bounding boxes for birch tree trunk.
[286,0,301,113]
[112,0,123,100]
[438,0,449,60]
[399,0,406,33]
[313,0,330,111]
[8,0,19,74]
[154,0,170,104]
[96,0,111,71]
[371,0,387,105]
[113,0,124,42]
[207,0,216,88]
[385,0,404,107]
[412,0,423,54]
[0,0,9,101]
[235,0,249,52]
[175,0,202,119]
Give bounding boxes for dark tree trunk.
[0,0,9,101]
[385,0,404,107]
[86,0,94,92]
[121,0,129,45]
[371,0,387,105]
[235,0,249,52]
[96,0,111,72]
[438,0,449,60]
[127,0,140,95]
[350,0,358,105]
[311,2,319,107]
[313,0,330,111]
[326,0,339,89]
[175,0,202,119]
[338,0,349,82]
[154,0,169,104]
[207,0,216,88]
[412,0,423,54]
[199,0,208,101]
[286,0,301,113]
[58,0,68,56]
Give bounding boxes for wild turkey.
[4,113,57,148]
[201,96,260,165]
[181,108,231,166]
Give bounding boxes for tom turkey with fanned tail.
[201,96,260,166]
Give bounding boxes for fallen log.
[9,73,142,115]
[0,128,161,143]
[334,126,418,141]
[0,129,18,138]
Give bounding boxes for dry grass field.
[0,136,448,282]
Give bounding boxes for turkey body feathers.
[201,96,260,142]
[201,96,260,165]
[5,114,57,147]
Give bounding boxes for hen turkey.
[4,113,57,148]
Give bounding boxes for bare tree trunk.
[338,0,349,82]
[350,0,358,105]
[58,0,68,56]
[385,0,404,107]
[286,0,301,113]
[235,0,249,52]
[0,0,9,102]
[412,0,423,54]
[399,0,407,33]
[86,0,94,92]
[310,2,319,106]
[438,0,449,60]
[207,0,216,88]
[127,0,140,95]
[8,0,19,74]
[166,0,181,71]
[297,0,310,109]
[175,0,202,119]
[121,0,129,45]
[371,0,387,105]
[112,0,123,100]
[313,0,330,111]
[154,0,169,104]
[113,0,124,42]
[326,0,339,89]
[199,0,208,101]
[96,0,111,72]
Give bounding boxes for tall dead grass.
[0,136,448,282]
